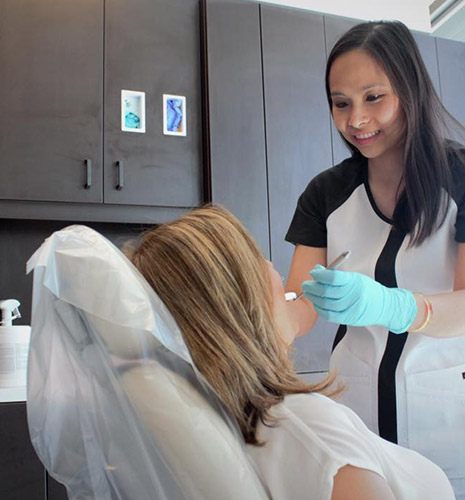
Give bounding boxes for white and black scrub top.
[286,148,465,498]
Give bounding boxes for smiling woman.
[284,20,465,499]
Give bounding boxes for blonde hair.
[130,204,336,444]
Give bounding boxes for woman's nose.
[348,108,369,129]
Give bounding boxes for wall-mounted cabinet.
[0,0,104,204]
[0,402,44,500]
[436,36,465,129]
[0,0,203,223]
[202,0,270,257]
[104,0,202,208]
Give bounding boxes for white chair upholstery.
[27,225,269,500]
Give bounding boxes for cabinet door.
[324,16,442,166]
[262,7,334,374]
[0,402,45,500]
[262,6,332,279]
[204,0,269,257]
[436,36,465,129]
[0,0,103,203]
[48,474,68,500]
[104,0,202,208]
[324,16,359,166]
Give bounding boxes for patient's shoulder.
[247,393,383,500]
[272,392,361,433]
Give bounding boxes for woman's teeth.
[355,130,380,139]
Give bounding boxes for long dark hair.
[325,20,463,246]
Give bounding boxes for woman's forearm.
[410,289,465,338]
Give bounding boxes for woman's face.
[328,49,405,160]
[266,261,299,345]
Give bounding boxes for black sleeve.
[285,175,327,248]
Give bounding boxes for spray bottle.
[0,299,31,401]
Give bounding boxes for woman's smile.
[352,129,381,146]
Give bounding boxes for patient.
[129,204,454,500]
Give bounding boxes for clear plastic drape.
[26,225,269,500]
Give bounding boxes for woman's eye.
[366,94,384,102]
[333,102,347,109]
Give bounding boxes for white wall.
[257,0,432,33]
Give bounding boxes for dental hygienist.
[285,20,465,498]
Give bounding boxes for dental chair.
[26,225,269,500]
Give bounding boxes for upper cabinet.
[436,36,465,128]
[0,0,104,204]
[104,0,202,207]
[202,0,270,257]
[0,0,203,221]
[261,5,332,279]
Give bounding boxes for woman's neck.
[367,147,405,192]
[367,148,405,219]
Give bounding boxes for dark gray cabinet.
[0,0,202,221]
[104,0,202,207]
[323,16,359,166]
[260,6,335,373]
[203,0,269,257]
[47,476,68,500]
[436,36,465,128]
[261,5,332,279]
[0,0,103,204]
[0,402,45,500]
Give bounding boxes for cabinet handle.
[84,159,92,189]
[116,160,124,190]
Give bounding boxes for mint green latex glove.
[302,265,417,333]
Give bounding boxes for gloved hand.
[302,265,417,333]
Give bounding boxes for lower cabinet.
[47,476,68,500]
[0,402,69,500]
[0,402,44,500]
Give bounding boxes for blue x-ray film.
[125,111,141,129]
[166,99,183,132]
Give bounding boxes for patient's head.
[130,204,331,444]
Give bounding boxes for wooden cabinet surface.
[0,0,203,222]
[104,0,202,207]
[0,0,103,204]
[261,5,332,279]
[0,402,45,500]
[204,0,270,257]
[436,36,465,129]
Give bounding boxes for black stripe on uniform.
[332,324,347,351]
[375,226,408,443]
